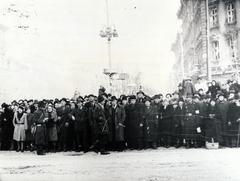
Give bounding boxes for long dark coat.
[152,102,161,141]
[107,105,126,142]
[159,105,173,135]
[227,103,240,137]
[69,107,88,132]
[142,105,158,141]
[172,106,183,138]
[182,102,200,140]
[0,112,3,141]
[56,106,71,142]
[46,109,58,142]
[204,105,222,142]
[125,103,143,139]
[33,108,47,145]
[93,103,109,135]
[26,113,34,141]
[217,100,229,137]
[2,107,14,149]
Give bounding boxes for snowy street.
[0,147,240,181]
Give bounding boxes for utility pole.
[206,0,212,81]
[100,0,118,93]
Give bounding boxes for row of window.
[210,2,236,28]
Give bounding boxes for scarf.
[17,112,24,120]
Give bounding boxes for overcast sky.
[0,0,181,100]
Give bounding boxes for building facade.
[171,0,240,88]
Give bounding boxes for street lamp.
[100,0,118,93]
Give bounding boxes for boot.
[194,141,198,148]
[53,142,56,153]
[46,145,49,153]
[152,142,157,149]
[72,141,76,151]
[76,145,82,152]
[21,142,24,152]
[90,140,99,153]
[9,140,14,151]
[175,139,180,148]
[37,146,44,155]
[58,143,62,152]
[100,149,110,155]
[30,143,34,152]
[186,141,190,149]
[63,143,67,152]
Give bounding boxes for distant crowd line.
[0,78,240,155]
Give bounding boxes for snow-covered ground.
[0,147,240,181]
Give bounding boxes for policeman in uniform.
[182,93,200,148]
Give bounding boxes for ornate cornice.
[208,0,219,8]
[222,0,235,4]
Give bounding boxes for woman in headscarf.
[46,104,58,152]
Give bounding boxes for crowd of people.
[0,77,240,156]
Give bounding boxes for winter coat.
[159,105,173,135]
[26,113,34,141]
[204,105,222,142]
[125,103,143,139]
[93,103,109,135]
[12,112,27,141]
[217,100,229,136]
[56,106,71,142]
[227,103,240,137]
[107,105,126,142]
[182,102,200,140]
[0,113,3,141]
[142,105,158,141]
[33,108,47,145]
[69,107,88,132]
[172,106,182,137]
[207,85,220,99]
[2,107,14,141]
[46,109,58,142]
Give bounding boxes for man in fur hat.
[136,91,145,104]
[125,95,144,150]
